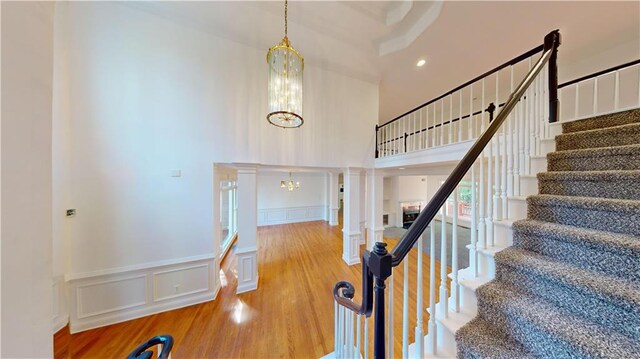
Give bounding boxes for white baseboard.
[67,256,218,334]
[258,205,325,226]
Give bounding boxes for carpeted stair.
[456,108,640,358]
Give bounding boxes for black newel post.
[404,132,408,153]
[375,124,379,158]
[545,30,561,123]
[368,242,393,359]
[487,102,496,122]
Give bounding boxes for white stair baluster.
[428,223,437,355]
[449,94,454,144]
[356,314,361,358]
[440,204,448,317]
[432,105,437,147]
[469,85,474,140]
[575,82,580,122]
[459,90,463,141]
[494,72,502,225]
[478,79,486,250]
[440,100,445,146]
[402,257,409,358]
[471,162,478,276]
[593,77,599,116]
[452,187,459,312]
[364,315,369,359]
[334,301,339,355]
[415,233,424,358]
[614,71,620,111]
[388,273,394,359]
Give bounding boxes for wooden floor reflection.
[54,220,450,358]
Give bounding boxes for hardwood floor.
[54,220,450,358]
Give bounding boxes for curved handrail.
[389,30,560,266]
[126,335,174,359]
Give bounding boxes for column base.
[236,247,258,294]
[329,208,339,226]
[342,231,361,265]
[367,227,384,251]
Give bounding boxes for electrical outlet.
[66,209,76,217]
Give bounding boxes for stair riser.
[520,176,538,197]
[527,202,640,236]
[477,298,598,358]
[547,153,640,171]
[495,265,640,341]
[530,157,547,174]
[512,231,640,281]
[508,198,527,219]
[436,321,457,356]
[493,223,513,247]
[556,125,640,151]
[538,178,640,200]
[562,109,640,134]
[540,139,555,156]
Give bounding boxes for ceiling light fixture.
[280,172,300,192]
[267,0,304,128]
[416,59,426,67]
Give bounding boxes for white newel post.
[329,172,340,226]
[342,168,362,265]
[235,164,259,293]
[367,170,384,251]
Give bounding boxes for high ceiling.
[125,1,640,123]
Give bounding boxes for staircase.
[456,108,640,358]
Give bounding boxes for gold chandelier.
[267,0,304,128]
[280,172,300,192]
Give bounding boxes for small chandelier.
[280,172,300,192]
[267,0,304,128]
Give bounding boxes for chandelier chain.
[284,0,288,37]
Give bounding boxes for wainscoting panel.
[258,205,326,226]
[67,256,218,333]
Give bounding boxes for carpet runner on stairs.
[456,108,640,358]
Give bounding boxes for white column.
[235,164,259,293]
[367,170,384,251]
[329,172,340,226]
[359,172,367,245]
[342,168,362,265]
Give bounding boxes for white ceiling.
[125,1,640,123]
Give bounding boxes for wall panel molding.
[257,205,326,226]
[67,257,218,333]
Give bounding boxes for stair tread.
[477,281,640,358]
[495,247,640,311]
[528,194,640,211]
[537,169,640,180]
[513,219,640,255]
[456,317,534,359]
[548,143,640,159]
[562,108,640,134]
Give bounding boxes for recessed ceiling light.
[399,167,406,170]
[416,59,426,67]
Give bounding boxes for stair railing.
[558,59,640,123]
[332,30,560,359]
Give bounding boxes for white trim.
[257,205,325,226]
[65,253,215,282]
[220,232,237,260]
[67,256,218,333]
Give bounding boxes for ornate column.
[367,169,384,251]
[342,168,362,265]
[328,172,340,226]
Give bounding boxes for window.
[220,181,237,258]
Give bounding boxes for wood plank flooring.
[54,220,450,358]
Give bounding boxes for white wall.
[53,2,378,277]
[257,172,327,226]
[1,2,55,357]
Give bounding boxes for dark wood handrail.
[559,58,640,89]
[389,30,559,265]
[379,44,545,128]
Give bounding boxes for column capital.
[343,167,364,176]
